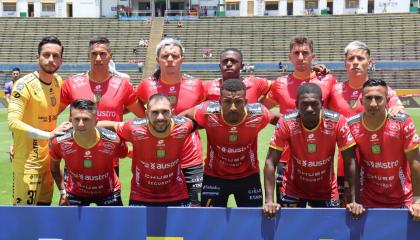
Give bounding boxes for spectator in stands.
[8,36,69,205]
[328,40,404,207]
[139,38,145,47]
[263,83,363,219]
[50,99,128,206]
[3,67,20,107]
[135,38,205,206]
[137,61,143,73]
[177,20,183,28]
[100,94,195,207]
[181,79,272,207]
[124,5,132,16]
[59,36,145,177]
[202,48,213,58]
[347,79,420,221]
[261,36,338,207]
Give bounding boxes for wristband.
[60,189,66,196]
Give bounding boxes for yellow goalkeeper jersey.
[8,72,62,174]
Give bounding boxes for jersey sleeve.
[257,77,272,98]
[336,116,356,151]
[203,80,210,100]
[135,80,149,104]
[402,117,420,152]
[116,121,133,142]
[48,138,62,161]
[193,102,207,127]
[386,86,403,109]
[116,140,129,158]
[259,105,271,130]
[265,78,279,103]
[195,79,206,103]
[8,81,36,136]
[269,117,289,151]
[122,80,137,106]
[60,76,73,107]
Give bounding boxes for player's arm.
[97,120,122,132]
[312,64,330,75]
[342,146,365,218]
[50,157,69,206]
[263,147,282,219]
[387,88,405,115]
[406,147,420,221]
[260,96,278,110]
[179,106,205,129]
[269,109,280,125]
[126,99,146,118]
[4,93,11,106]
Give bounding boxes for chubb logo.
[84,151,91,157]
[307,133,315,139]
[370,134,378,140]
[95,85,101,90]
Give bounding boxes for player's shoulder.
[347,113,363,125]
[55,129,74,143]
[247,103,265,115]
[13,73,38,91]
[131,117,148,126]
[98,127,120,142]
[388,113,409,123]
[203,101,221,114]
[323,109,341,122]
[173,115,193,124]
[283,110,299,121]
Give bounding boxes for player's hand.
[59,195,70,206]
[346,202,365,219]
[312,64,330,75]
[9,144,14,162]
[408,203,420,221]
[388,105,405,116]
[263,202,281,219]
[50,121,72,138]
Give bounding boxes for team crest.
[229,134,238,142]
[93,93,103,103]
[371,144,381,155]
[307,143,317,153]
[156,149,166,158]
[84,159,92,168]
[50,96,57,106]
[348,99,358,109]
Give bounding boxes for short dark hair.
[12,67,20,72]
[362,78,387,89]
[38,36,64,56]
[70,99,97,112]
[89,36,111,52]
[147,93,171,109]
[296,83,322,101]
[220,78,246,95]
[290,36,313,53]
[220,48,243,63]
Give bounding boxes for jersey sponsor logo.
[156,149,166,158]
[371,144,381,155]
[84,159,92,168]
[97,110,116,118]
[157,140,165,146]
[404,122,415,133]
[61,141,73,151]
[307,143,317,153]
[389,122,401,131]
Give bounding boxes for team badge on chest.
[156,149,166,158]
[307,143,317,153]
[371,144,381,155]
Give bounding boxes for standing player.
[59,36,144,175]
[263,83,363,218]
[182,79,271,207]
[347,79,420,220]
[3,67,20,107]
[102,94,195,206]
[328,41,404,206]
[261,36,338,203]
[204,48,271,103]
[8,36,68,205]
[136,38,204,206]
[50,99,128,206]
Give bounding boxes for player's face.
[345,49,372,79]
[361,86,388,117]
[156,45,184,76]
[288,44,315,73]
[219,51,243,79]
[71,109,97,133]
[12,70,20,81]
[297,93,322,126]
[220,89,247,124]
[37,43,63,74]
[147,98,172,133]
[88,44,112,72]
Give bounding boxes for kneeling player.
[50,99,128,206]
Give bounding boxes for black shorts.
[201,173,262,207]
[129,199,191,207]
[67,191,123,206]
[279,193,340,208]
[182,164,203,206]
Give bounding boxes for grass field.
[1,108,419,206]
